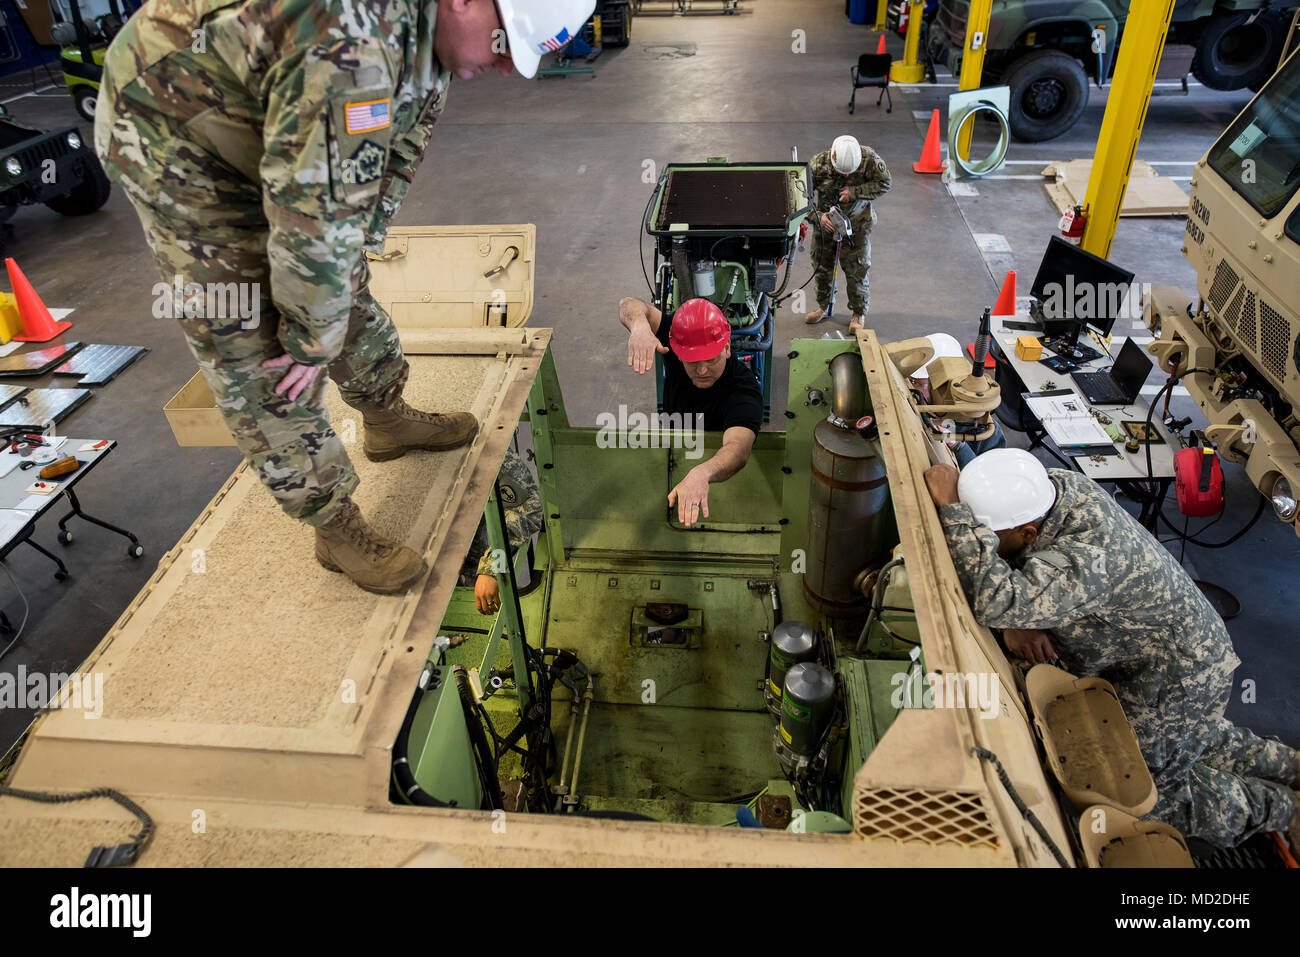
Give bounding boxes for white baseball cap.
[958,448,1057,530]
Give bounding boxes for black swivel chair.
[849,53,892,114]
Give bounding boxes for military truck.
[1147,47,1300,538]
[0,105,112,244]
[929,0,1296,140]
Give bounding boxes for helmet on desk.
[958,448,1056,530]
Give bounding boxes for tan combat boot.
[849,314,865,333]
[804,305,829,324]
[360,396,478,462]
[315,499,427,594]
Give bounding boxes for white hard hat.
[831,135,863,175]
[958,449,1057,531]
[913,333,964,380]
[498,0,597,79]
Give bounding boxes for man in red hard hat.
[619,296,761,527]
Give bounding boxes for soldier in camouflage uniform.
[459,446,543,614]
[925,454,1300,850]
[804,134,891,333]
[94,0,593,595]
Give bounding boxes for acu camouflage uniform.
[808,146,891,316]
[460,447,543,581]
[939,468,1298,849]
[95,0,450,526]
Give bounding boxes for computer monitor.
[1030,237,1136,351]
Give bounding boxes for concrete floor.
[0,0,1294,748]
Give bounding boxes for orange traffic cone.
[876,33,887,55]
[7,259,69,342]
[913,109,945,174]
[992,269,1017,316]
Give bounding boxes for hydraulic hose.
[392,661,453,808]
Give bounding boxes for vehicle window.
[1286,204,1300,246]
[1207,56,1300,218]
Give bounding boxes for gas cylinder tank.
[803,417,890,617]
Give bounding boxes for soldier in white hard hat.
[925,449,1300,852]
[908,333,1006,466]
[804,134,892,333]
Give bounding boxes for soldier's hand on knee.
[262,354,322,402]
[1003,628,1057,665]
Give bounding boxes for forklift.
[48,0,141,122]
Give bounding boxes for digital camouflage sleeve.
[939,467,1298,847]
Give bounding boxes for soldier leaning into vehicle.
[95,0,594,595]
[803,134,891,333]
[925,449,1300,852]
[459,447,543,615]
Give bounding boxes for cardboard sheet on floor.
[1042,160,1188,217]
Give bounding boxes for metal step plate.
[0,387,92,426]
[52,343,149,385]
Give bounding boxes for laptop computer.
[1070,337,1153,406]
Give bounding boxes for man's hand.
[838,187,851,203]
[668,466,711,527]
[924,464,961,507]
[819,212,835,233]
[628,323,668,375]
[261,354,322,402]
[1002,628,1058,664]
[475,574,501,615]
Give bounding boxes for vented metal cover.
[1223,284,1245,332]
[1208,258,1239,313]
[854,786,999,848]
[656,169,792,230]
[1240,292,1258,353]
[1259,299,1290,381]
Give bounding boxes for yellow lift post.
[874,0,887,31]
[955,0,995,160]
[890,0,928,83]
[1080,0,1176,259]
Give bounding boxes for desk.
[0,437,143,590]
[989,318,1178,530]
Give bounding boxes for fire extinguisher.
[1060,204,1086,245]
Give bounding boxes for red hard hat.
[669,298,730,362]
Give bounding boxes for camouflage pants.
[811,224,871,315]
[115,135,407,527]
[1139,669,1298,847]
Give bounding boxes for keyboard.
[1071,371,1128,404]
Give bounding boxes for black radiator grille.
[656,169,791,231]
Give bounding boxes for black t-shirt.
[656,309,762,434]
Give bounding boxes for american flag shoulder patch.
[345,99,391,135]
[537,27,571,53]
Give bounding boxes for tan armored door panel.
[366,225,536,328]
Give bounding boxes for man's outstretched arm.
[620,297,667,374]
[669,426,756,526]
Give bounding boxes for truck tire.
[44,152,112,216]
[1005,50,1090,142]
[1192,11,1284,91]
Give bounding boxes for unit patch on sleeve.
[349,140,387,184]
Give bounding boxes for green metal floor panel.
[552,702,780,807]
[544,568,771,709]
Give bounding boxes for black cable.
[971,746,1071,868]
[639,178,661,297]
[1159,493,1266,548]
[0,784,153,866]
